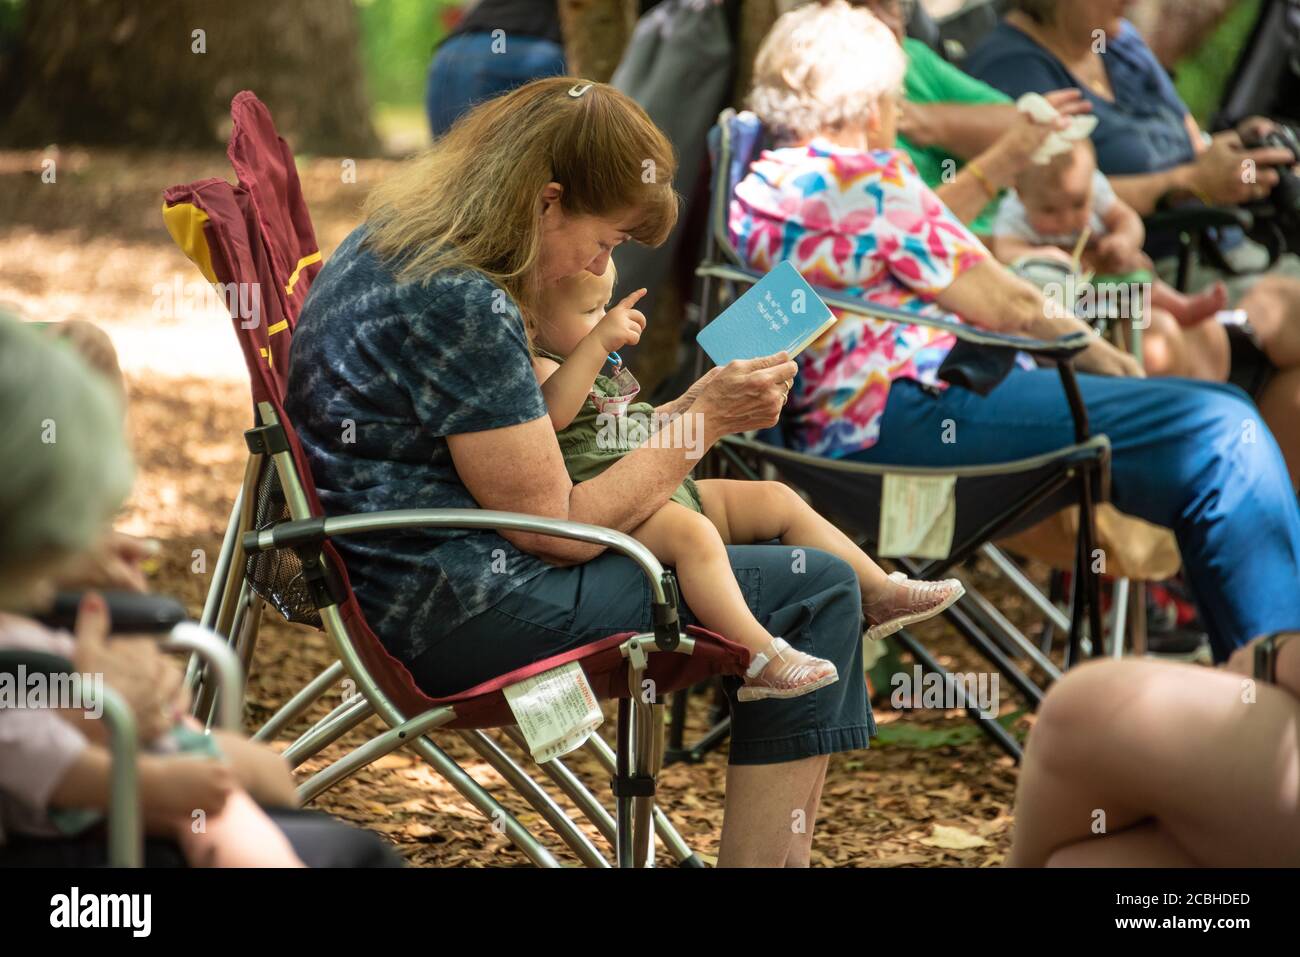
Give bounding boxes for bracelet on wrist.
[966,161,1000,201]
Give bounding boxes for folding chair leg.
[407,734,562,868]
[282,695,374,768]
[254,659,345,742]
[893,628,1022,762]
[1108,578,1130,658]
[232,595,264,695]
[940,598,1046,708]
[503,726,617,847]
[583,732,704,867]
[459,730,609,868]
[957,585,1063,683]
[190,488,244,696]
[296,706,455,804]
[979,545,1072,635]
[1128,581,1148,656]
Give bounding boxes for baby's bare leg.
[176,789,306,867]
[695,479,894,603]
[632,503,774,653]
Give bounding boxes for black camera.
[1239,122,1300,257]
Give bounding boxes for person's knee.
[679,507,727,554]
[1028,659,1131,774]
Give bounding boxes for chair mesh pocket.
[245,463,323,628]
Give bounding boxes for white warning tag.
[878,473,957,560]
[503,661,604,763]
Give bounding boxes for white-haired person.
[0,314,399,867]
[729,1,1300,663]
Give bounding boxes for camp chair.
[670,108,1124,764]
[162,91,745,868]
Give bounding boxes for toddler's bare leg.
[695,479,894,602]
[632,502,837,698]
[632,502,774,652]
[176,788,306,867]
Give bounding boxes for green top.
[535,348,702,512]
[898,37,1011,236]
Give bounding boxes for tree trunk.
[1,0,378,155]
[557,0,636,82]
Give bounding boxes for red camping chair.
[162,91,748,867]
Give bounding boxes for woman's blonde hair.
[749,0,907,144]
[363,77,678,317]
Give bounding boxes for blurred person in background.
[425,0,566,138]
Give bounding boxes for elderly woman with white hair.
[731,1,1300,663]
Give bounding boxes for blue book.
[695,260,837,366]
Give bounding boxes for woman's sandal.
[737,636,839,702]
[864,572,965,641]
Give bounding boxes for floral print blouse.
[730,141,990,457]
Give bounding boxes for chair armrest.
[1145,205,1254,235]
[241,508,685,651]
[37,591,187,634]
[161,624,243,731]
[696,262,1092,359]
[0,650,142,867]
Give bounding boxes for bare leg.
[1149,277,1226,327]
[696,479,894,603]
[784,758,829,867]
[1138,307,1230,381]
[1240,274,1300,368]
[631,502,837,695]
[1256,366,1300,488]
[1046,821,1198,867]
[633,502,780,652]
[718,756,829,867]
[1010,658,1300,867]
[696,479,962,637]
[175,788,306,867]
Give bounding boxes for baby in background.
[990,140,1234,379]
[529,261,964,701]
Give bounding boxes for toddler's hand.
[1094,234,1144,274]
[144,754,236,819]
[592,288,647,354]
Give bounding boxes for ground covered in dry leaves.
[1,148,1061,867]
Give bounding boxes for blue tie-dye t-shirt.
[285,226,550,661]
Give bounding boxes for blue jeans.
[404,545,873,766]
[425,33,566,138]
[848,373,1300,661]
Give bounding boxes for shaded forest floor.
[0,147,1061,866]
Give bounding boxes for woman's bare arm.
[902,102,1018,159]
[936,260,1144,378]
[448,355,796,565]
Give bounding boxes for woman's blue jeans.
[425,32,566,138]
[847,372,1300,660]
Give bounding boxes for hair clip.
[568,83,593,98]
